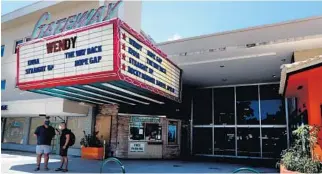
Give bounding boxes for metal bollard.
[100,157,125,174]
[232,167,259,173]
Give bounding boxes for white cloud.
[167,34,182,41]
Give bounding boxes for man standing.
[55,122,71,172]
[34,119,56,171]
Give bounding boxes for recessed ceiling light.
[220,65,225,68]
[272,75,276,78]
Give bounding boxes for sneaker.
[62,169,68,173]
[44,167,50,171]
[55,168,63,171]
[34,167,40,171]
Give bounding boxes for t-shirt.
[34,125,56,145]
[60,129,71,147]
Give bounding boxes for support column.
[23,117,31,145]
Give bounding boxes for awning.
[279,56,322,95]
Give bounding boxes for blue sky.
[2,1,322,43]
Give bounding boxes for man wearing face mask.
[33,118,56,171]
[55,122,71,172]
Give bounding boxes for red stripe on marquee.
[19,73,119,90]
[119,20,181,70]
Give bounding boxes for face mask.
[44,121,50,126]
[59,125,62,130]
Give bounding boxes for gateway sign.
[31,1,122,39]
[17,19,182,102]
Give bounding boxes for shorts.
[36,145,51,154]
[59,146,69,157]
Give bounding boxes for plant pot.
[81,147,104,160]
[280,164,299,174]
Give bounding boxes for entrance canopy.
[17,19,182,105]
[279,56,322,97]
[158,16,322,87]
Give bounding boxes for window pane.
[25,37,32,42]
[168,121,178,144]
[214,128,235,155]
[1,45,4,57]
[236,86,259,125]
[214,88,235,125]
[262,128,287,157]
[193,89,212,125]
[145,123,162,141]
[130,122,144,140]
[193,128,212,154]
[67,117,87,148]
[237,128,260,157]
[3,118,26,144]
[260,85,286,125]
[1,80,6,90]
[15,40,23,54]
[29,117,44,145]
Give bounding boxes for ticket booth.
[114,115,181,159]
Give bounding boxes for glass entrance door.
[48,116,66,154]
[50,122,60,154]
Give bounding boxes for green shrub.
[278,125,322,173]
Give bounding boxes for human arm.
[33,127,39,137]
[55,128,60,135]
[63,134,70,149]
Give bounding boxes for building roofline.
[1,0,62,23]
[279,56,322,95]
[157,15,322,46]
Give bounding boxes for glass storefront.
[213,88,235,125]
[67,117,87,148]
[3,117,26,144]
[193,128,212,154]
[193,84,288,158]
[236,86,260,125]
[29,117,44,145]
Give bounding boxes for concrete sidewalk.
[1,150,278,173]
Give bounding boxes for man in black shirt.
[55,122,71,172]
[34,119,56,171]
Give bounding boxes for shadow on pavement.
[3,150,278,173]
[9,159,124,173]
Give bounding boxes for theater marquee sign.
[17,18,182,102]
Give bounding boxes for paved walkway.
[1,150,278,173]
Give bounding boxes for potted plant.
[80,131,104,160]
[278,125,322,173]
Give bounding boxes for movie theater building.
[1,1,185,158]
[157,16,322,159]
[2,1,322,159]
